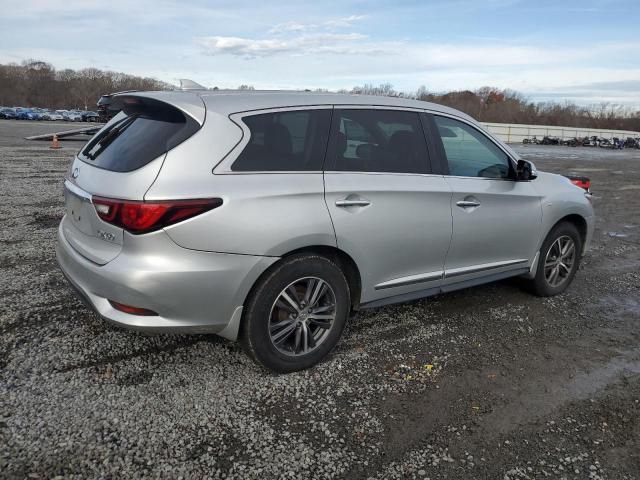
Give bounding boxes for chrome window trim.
[331,104,426,112]
[215,171,324,175]
[324,171,444,178]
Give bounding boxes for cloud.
[323,15,367,28]
[198,33,369,58]
[198,37,290,58]
[268,21,312,34]
[2,1,639,107]
[201,14,370,58]
[571,80,640,93]
[268,15,366,34]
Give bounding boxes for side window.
[232,109,331,171]
[329,109,429,174]
[433,115,512,179]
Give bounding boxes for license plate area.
[63,180,124,247]
[64,183,95,236]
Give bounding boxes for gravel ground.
[1,120,639,479]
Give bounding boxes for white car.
[66,111,84,122]
[46,110,65,121]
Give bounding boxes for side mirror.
[517,159,537,181]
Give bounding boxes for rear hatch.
[62,92,205,265]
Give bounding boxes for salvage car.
[81,110,100,122]
[0,107,17,119]
[56,90,595,372]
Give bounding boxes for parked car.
[66,110,84,122]
[15,108,38,120]
[82,111,100,122]
[48,110,65,121]
[0,107,17,119]
[56,91,595,372]
[97,93,123,122]
[56,109,71,120]
[541,135,560,145]
[39,110,51,121]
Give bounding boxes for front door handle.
[456,200,481,208]
[336,198,371,208]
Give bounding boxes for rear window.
[232,109,331,171]
[79,98,200,173]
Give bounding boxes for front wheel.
[241,254,350,373]
[528,222,582,296]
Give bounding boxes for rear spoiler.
[111,91,206,125]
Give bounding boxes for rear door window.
[327,109,430,174]
[232,109,332,171]
[79,98,200,173]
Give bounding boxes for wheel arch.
[549,213,588,249]
[524,212,590,281]
[242,245,362,316]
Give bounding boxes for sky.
[1,0,639,106]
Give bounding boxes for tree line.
[345,84,640,132]
[0,60,169,110]
[1,60,638,131]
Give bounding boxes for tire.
[528,222,582,296]
[241,254,350,373]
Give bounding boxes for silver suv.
[56,90,595,372]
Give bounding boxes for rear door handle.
[456,200,481,208]
[336,199,371,208]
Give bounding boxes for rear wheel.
[241,254,350,373]
[528,222,582,296]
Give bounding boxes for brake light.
[568,176,591,191]
[93,197,222,234]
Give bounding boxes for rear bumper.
[55,218,277,338]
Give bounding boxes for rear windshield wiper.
[83,115,137,160]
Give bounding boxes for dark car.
[15,108,38,120]
[0,107,17,119]
[82,111,100,122]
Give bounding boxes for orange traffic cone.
[50,134,61,149]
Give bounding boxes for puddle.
[607,231,629,238]
[482,348,640,434]
[565,349,640,398]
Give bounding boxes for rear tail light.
[93,197,222,234]
[567,176,591,191]
[109,300,158,316]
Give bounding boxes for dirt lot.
[1,119,639,479]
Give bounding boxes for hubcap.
[544,235,576,288]
[268,277,337,356]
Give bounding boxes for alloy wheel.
[544,235,576,288]
[268,277,337,356]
